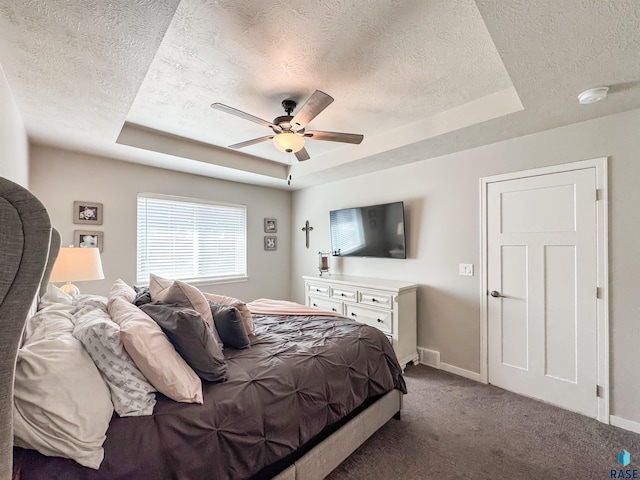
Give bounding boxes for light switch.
[459,263,474,276]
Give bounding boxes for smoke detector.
[578,87,609,105]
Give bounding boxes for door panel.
[487,168,598,418]
[544,245,577,383]
[501,184,576,233]
[500,245,528,370]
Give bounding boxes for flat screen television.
[330,201,406,258]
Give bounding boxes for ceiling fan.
[210,90,363,162]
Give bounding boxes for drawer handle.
[371,298,377,302]
[315,288,321,292]
[341,293,345,297]
[332,308,337,312]
[313,303,317,307]
[377,318,383,323]
[351,312,357,317]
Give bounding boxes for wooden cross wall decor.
[302,220,313,249]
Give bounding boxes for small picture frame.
[74,230,104,252]
[73,201,103,225]
[264,218,277,233]
[264,236,277,251]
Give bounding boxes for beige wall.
[0,64,28,186]
[291,108,640,424]
[29,145,292,301]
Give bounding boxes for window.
[137,193,247,284]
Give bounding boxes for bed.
[0,177,405,480]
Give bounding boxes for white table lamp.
[49,246,104,295]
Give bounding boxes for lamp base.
[59,282,80,295]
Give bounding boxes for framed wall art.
[264,218,277,233]
[74,230,104,252]
[73,201,103,225]
[264,236,277,251]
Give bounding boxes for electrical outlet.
[459,263,474,276]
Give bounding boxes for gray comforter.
[13,313,406,480]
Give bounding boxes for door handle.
[490,290,504,298]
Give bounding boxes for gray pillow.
[141,303,227,383]
[209,302,250,349]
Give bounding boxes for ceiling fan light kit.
[211,90,363,161]
[273,132,305,153]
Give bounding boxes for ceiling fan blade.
[228,135,274,149]
[295,147,311,162]
[304,130,364,144]
[290,90,334,132]
[211,103,282,132]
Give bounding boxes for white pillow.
[73,306,157,417]
[108,278,136,304]
[39,283,73,310]
[13,306,114,469]
[23,284,74,347]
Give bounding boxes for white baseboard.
[440,362,482,382]
[610,415,640,435]
[417,347,481,382]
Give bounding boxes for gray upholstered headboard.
[0,177,57,480]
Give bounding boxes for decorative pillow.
[133,286,152,307]
[141,303,227,383]
[161,280,215,331]
[209,302,250,349]
[108,278,136,304]
[202,292,255,335]
[13,306,113,469]
[148,273,173,300]
[107,295,203,404]
[39,282,73,311]
[73,306,157,417]
[23,284,74,344]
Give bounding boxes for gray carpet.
[327,365,640,480]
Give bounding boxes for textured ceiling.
[0,0,639,189]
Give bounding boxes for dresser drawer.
[308,295,343,314]
[345,304,393,334]
[331,286,357,302]
[359,290,393,309]
[307,282,330,297]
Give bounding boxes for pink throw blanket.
[247,298,345,318]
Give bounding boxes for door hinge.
[596,287,602,299]
[596,385,603,398]
[595,188,602,201]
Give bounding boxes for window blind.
[137,194,247,284]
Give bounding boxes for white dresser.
[303,275,418,370]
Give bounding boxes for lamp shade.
[49,247,104,283]
[273,132,305,153]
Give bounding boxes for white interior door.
[486,166,601,418]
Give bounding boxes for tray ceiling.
[1,0,639,189]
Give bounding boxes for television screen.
[330,201,406,258]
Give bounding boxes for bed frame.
[0,176,401,480]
